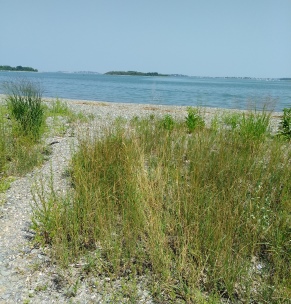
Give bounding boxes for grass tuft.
[45,98,93,123]
[3,79,45,141]
[32,109,291,302]
[185,107,205,133]
[278,107,291,140]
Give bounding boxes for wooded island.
[105,71,168,76]
[0,65,38,72]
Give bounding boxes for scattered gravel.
[0,135,75,303]
[0,98,283,303]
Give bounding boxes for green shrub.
[223,112,242,129]
[185,107,205,133]
[160,114,175,131]
[4,79,45,141]
[278,107,291,140]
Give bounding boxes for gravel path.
[0,99,283,303]
[0,133,76,303]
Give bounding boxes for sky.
[1,0,291,78]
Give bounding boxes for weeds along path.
[0,133,75,303]
[0,116,153,304]
[0,99,167,303]
[0,100,284,303]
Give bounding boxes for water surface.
[0,72,290,111]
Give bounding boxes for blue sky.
[1,0,290,78]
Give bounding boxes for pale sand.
[1,94,283,132]
[44,97,283,133]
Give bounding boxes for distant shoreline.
[104,71,169,76]
[0,65,38,72]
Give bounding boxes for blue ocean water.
[0,71,290,111]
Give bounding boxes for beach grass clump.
[223,110,271,140]
[32,110,291,303]
[0,90,94,202]
[222,112,242,130]
[0,95,48,183]
[278,107,291,140]
[160,114,176,131]
[0,79,50,178]
[7,136,46,176]
[238,110,271,140]
[185,107,205,133]
[0,106,8,173]
[3,79,45,141]
[45,98,93,128]
[45,98,73,119]
[0,91,94,183]
[45,98,78,120]
[43,98,93,137]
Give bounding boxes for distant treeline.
[105,71,168,76]
[0,65,38,72]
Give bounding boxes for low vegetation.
[1,79,290,302]
[32,107,291,303]
[0,80,91,193]
[278,107,291,140]
[4,79,45,141]
[45,98,93,124]
[0,81,46,185]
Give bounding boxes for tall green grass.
[0,93,92,187]
[185,107,205,133]
[32,110,291,302]
[0,79,48,179]
[0,104,46,178]
[3,79,45,141]
[0,106,8,175]
[279,107,291,140]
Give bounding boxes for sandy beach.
[1,93,283,133]
[46,97,284,133]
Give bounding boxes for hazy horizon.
[1,1,291,78]
[30,70,290,79]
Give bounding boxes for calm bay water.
[0,71,290,111]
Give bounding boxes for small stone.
[0,270,11,277]
[1,293,11,300]
[22,248,31,254]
